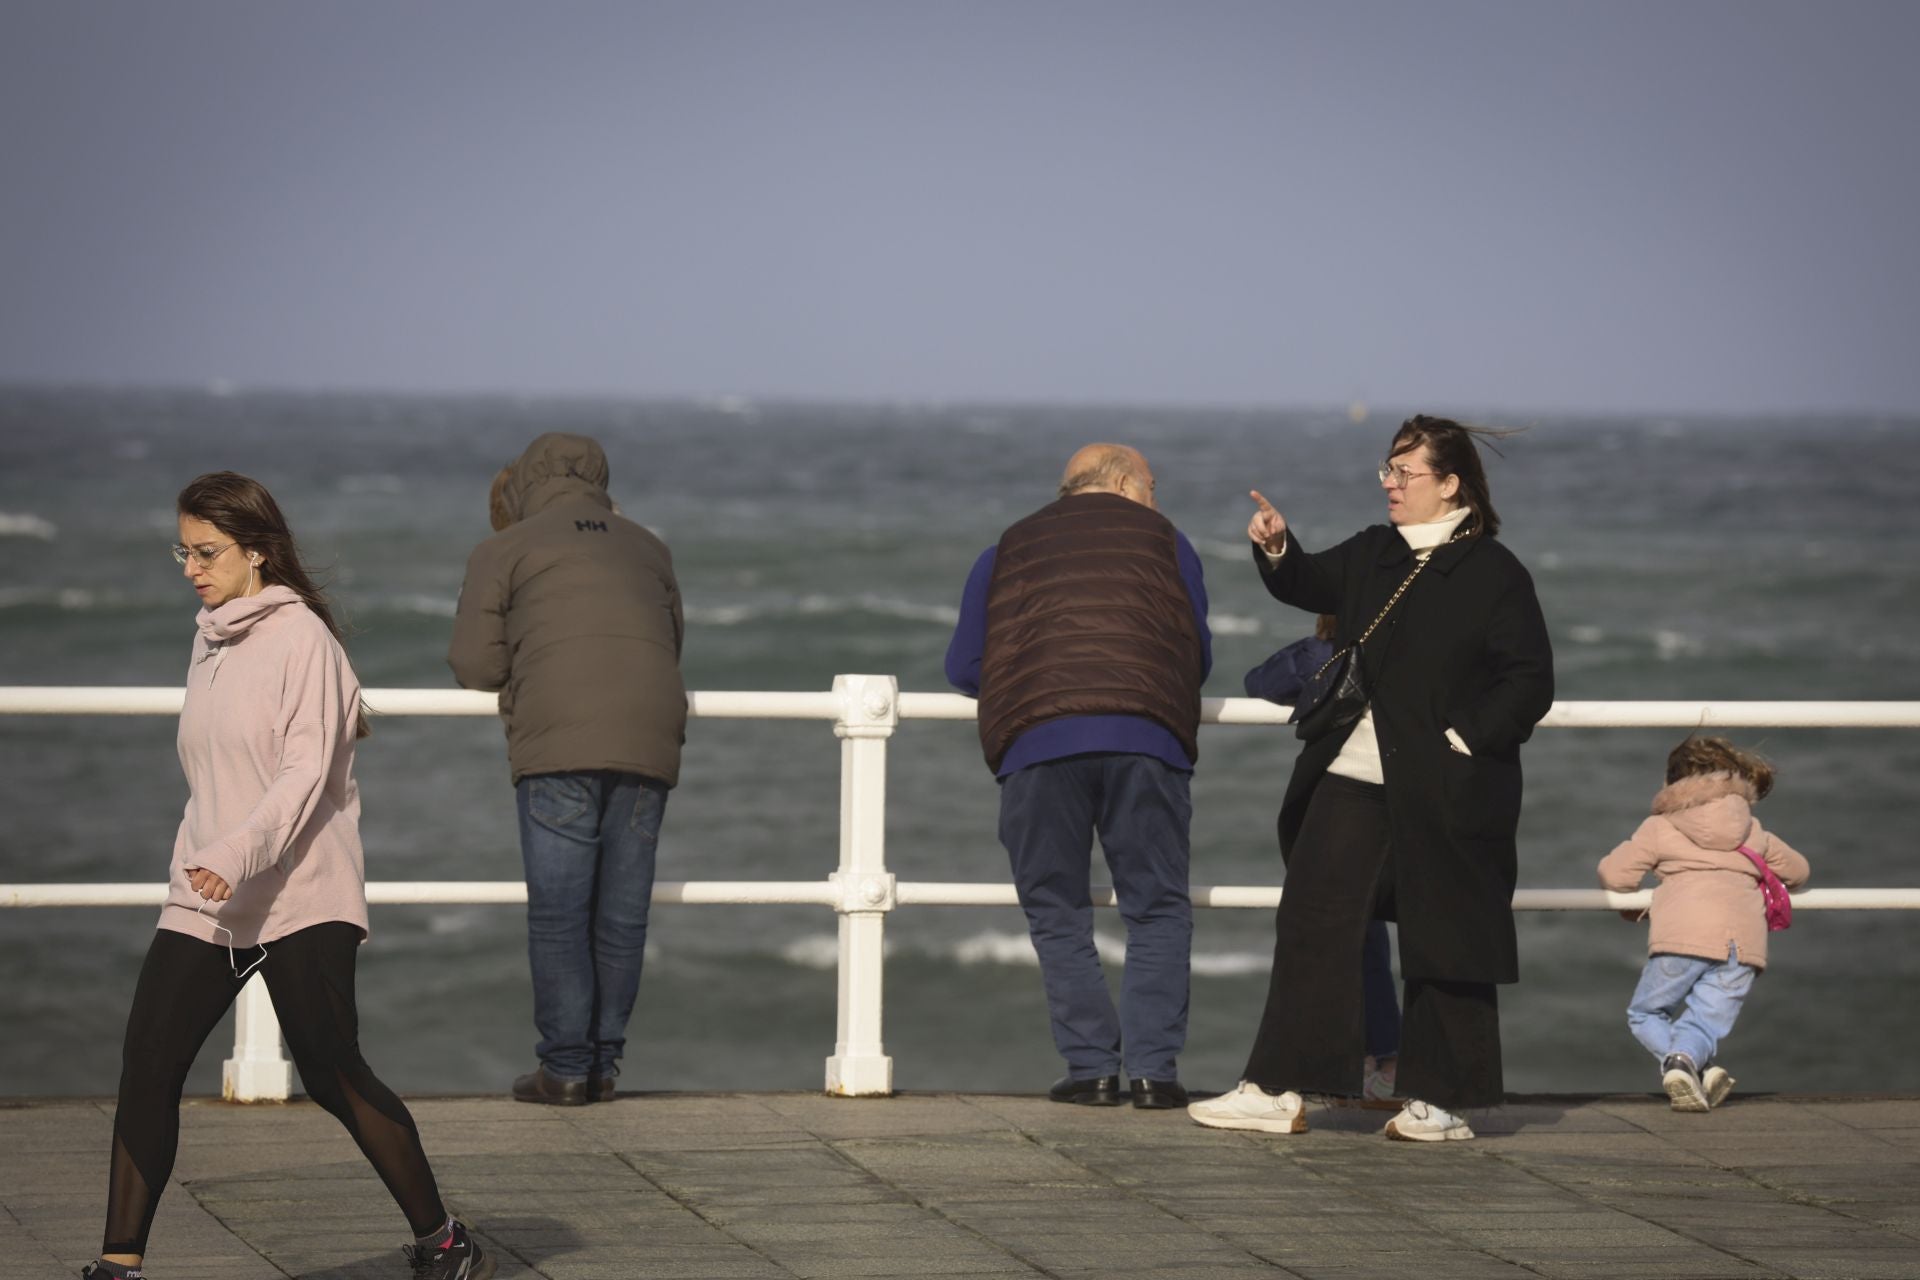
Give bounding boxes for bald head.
[1059,444,1156,509]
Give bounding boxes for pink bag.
[1737,843,1792,932]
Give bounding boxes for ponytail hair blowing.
[1389,414,1524,539]
[176,471,371,739]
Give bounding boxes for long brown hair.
[1388,414,1523,539]
[177,471,371,738]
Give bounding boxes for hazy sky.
[3,1,1916,413]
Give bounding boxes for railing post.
[222,973,292,1102]
[826,674,898,1096]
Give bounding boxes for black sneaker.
[81,1264,145,1280]
[402,1219,495,1279]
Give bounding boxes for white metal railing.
[5,682,1919,1102]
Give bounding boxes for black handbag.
[1288,533,1461,742]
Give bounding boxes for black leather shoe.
[1048,1073,1124,1106]
[512,1065,591,1106]
[590,1073,616,1103]
[1130,1077,1189,1110]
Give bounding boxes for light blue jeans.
[1625,945,1756,1070]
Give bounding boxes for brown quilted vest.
[977,491,1204,771]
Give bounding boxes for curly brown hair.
[1665,735,1774,800]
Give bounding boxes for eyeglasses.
[1377,462,1443,489]
[171,541,236,567]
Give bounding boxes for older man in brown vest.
[945,444,1212,1109]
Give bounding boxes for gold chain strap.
[1310,525,1470,680]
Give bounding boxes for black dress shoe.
[1048,1073,1124,1106]
[1129,1077,1189,1110]
[590,1073,616,1103]
[512,1065,591,1106]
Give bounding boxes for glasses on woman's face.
[171,541,235,567]
[1377,461,1443,490]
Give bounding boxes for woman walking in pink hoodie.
[1598,737,1810,1112]
[83,474,490,1280]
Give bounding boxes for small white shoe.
[1383,1098,1474,1142]
[1360,1067,1399,1110]
[1702,1065,1736,1108]
[1187,1081,1308,1134]
[1662,1053,1710,1112]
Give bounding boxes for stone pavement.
[3,1091,1917,1280]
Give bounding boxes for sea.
[2,386,1917,1101]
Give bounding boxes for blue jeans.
[999,754,1192,1082]
[516,770,668,1081]
[1626,946,1756,1070]
[1363,920,1401,1060]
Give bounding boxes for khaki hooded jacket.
[1597,772,1810,970]
[449,433,686,786]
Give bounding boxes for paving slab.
[3,1092,1917,1279]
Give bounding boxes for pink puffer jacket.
[1597,772,1810,971]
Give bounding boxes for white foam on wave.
[1652,628,1705,661]
[776,928,1269,976]
[0,586,98,610]
[780,935,844,970]
[1192,537,1250,563]
[372,593,457,619]
[800,594,960,626]
[1210,613,1265,637]
[688,594,960,629]
[686,604,757,626]
[0,513,57,540]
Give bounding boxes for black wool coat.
[1257,524,1555,984]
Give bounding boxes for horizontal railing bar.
[6,883,1918,911]
[8,687,1920,728]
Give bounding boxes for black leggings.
[1242,774,1504,1111]
[104,923,446,1256]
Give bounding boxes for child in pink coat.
[1597,736,1810,1112]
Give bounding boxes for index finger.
[1248,489,1279,515]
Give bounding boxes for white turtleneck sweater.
[1272,505,1472,786]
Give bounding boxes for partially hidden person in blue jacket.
[946,443,1212,1111]
[1245,614,1401,1105]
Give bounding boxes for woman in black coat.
[1189,415,1554,1141]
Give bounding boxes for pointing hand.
[1247,490,1288,555]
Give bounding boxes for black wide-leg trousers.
[1241,774,1504,1111]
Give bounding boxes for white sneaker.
[1662,1053,1709,1112]
[1702,1065,1735,1108]
[1187,1082,1308,1134]
[1361,1067,1399,1110]
[1383,1098,1474,1142]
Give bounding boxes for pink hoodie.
[1597,772,1810,971]
[160,585,369,948]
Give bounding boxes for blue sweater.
[944,532,1213,778]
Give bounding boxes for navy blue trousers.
[999,754,1193,1082]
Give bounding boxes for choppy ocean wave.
[0,512,57,540]
[5,389,1918,1096]
[0,586,112,611]
[688,594,960,628]
[777,929,1270,977]
[362,593,459,619]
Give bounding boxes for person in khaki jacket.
[1598,736,1810,1113]
[450,433,685,1105]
